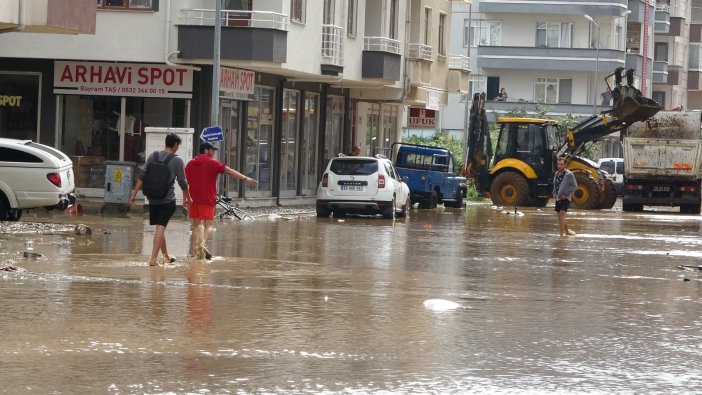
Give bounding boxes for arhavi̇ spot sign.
[53,61,194,99]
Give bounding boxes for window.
[97,0,157,10]
[469,75,487,96]
[291,0,306,23]
[534,77,559,104]
[0,148,41,163]
[424,8,432,45]
[536,22,572,48]
[438,13,447,56]
[389,0,399,40]
[347,0,357,37]
[655,42,668,61]
[470,20,501,46]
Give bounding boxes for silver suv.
[316,155,411,218]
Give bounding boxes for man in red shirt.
[185,142,257,259]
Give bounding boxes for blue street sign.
[200,126,224,143]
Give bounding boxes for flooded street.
[2,203,702,393]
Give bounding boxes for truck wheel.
[490,172,530,207]
[571,173,600,209]
[599,178,617,209]
[622,202,644,212]
[420,191,438,209]
[454,190,464,208]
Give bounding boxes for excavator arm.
[463,92,492,193]
[558,67,662,159]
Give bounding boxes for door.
[220,99,241,197]
[487,76,500,101]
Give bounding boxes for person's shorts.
[188,203,216,221]
[555,199,570,212]
[149,201,177,226]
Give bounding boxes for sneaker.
[204,249,213,260]
[567,229,577,236]
[162,253,176,264]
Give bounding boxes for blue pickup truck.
[391,143,467,208]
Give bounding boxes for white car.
[0,138,76,221]
[316,155,411,218]
[598,157,624,195]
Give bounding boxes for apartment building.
[653,0,690,110]
[443,0,657,143]
[0,0,456,206]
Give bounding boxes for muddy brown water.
[2,203,702,393]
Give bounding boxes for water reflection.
[2,204,702,392]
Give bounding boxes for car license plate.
[652,186,670,192]
[341,185,364,191]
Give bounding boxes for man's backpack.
[142,151,176,199]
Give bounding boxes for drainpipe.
[0,0,25,33]
[400,0,412,101]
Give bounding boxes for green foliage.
[401,133,464,165]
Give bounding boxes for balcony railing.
[408,43,433,61]
[180,8,288,30]
[448,55,471,71]
[363,36,402,55]
[322,24,344,67]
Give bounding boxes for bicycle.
[215,194,254,221]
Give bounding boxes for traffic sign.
[200,126,224,143]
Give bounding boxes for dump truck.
[622,110,702,213]
[463,67,661,209]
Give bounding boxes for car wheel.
[0,196,9,221]
[8,209,22,222]
[382,197,396,219]
[316,203,331,217]
[398,197,410,218]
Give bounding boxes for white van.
[598,157,624,195]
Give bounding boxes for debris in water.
[423,299,461,311]
[75,224,92,236]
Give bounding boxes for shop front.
[53,60,193,193]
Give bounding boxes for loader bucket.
[611,86,662,125]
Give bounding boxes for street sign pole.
[210,0,221,129]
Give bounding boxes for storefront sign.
[407,107,437,129]
[0,95,22,107]
[53,61,193,99]
[219,67,255,101]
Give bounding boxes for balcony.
[478,0,627,16]
[653,60,669,83]
[448,55,471,71]
[361,37,401,80]
[177,8,288,63]
[321,24,344,75]
[655,4,670,33]
[447,55,470,93]
[477,46,625,72]
[0,0,95,34]
[408,43,433,61]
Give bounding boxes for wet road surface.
[2,203,702,393]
